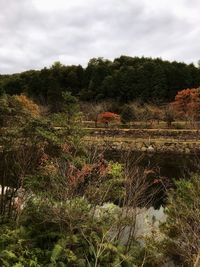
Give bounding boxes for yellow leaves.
[40,161,58,176]
[14,94,40,118]
[0,94,41,126]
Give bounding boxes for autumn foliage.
[15,94,40,118]
[97,112,121,126]
[172,87,200,120]
[0,94,40,127]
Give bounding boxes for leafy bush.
[0,197,141,266]
[143,174,200,267]
[84,162,125,205]
[161,174,200,266]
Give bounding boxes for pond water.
[103,150,200,208]
[104,150,200,179]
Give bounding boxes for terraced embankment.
[84,128,200,154]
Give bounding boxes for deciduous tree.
[172,87,200,123]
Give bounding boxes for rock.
[141,146,147,152]
[147,145,155,152]
[185,148,190,154]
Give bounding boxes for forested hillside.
[0,56,200,105]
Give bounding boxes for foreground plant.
[143,174,200,267]
[162,174,200,267]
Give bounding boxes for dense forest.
[1,56,200,108]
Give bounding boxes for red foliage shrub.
[97,112,121,125]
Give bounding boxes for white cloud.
[0,0,200,73]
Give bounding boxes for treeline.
[1,56,200,108]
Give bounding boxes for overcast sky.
[0,0,200,74]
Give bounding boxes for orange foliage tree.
[172,87,200,121]
[97,112,121,127]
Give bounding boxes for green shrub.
[161,174,200,266]
[0,197,142,266]
[143,174,200,267]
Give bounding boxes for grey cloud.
[0,0,200,73]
